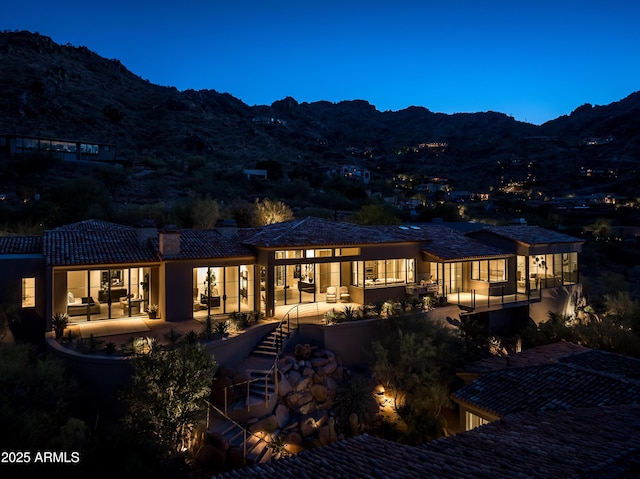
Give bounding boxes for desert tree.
[370,315,467,444]
[252,197,294,226]
[119,341,217,462]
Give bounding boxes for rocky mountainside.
[1,30,639,223]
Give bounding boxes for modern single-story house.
[0,217,584,338]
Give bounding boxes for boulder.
[249,414,278,434]
[324,376,338,391]
[318,360,337,376]
[298,400,317,415]
[317,425,331,446]
[285,432,303,454]
[275,403,290,428]
[310,384,328,402]
[294,375,312,392]
[310,357,330,368]
[287,370,301,386]
[278,373,293,396]
[299,415,318,437]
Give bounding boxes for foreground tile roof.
[451,360,640,418]
[558,348,640,382]
[0,235,43,255]
[477,225,584,245]
[44,220,159,266]
[419,405,640,479]
[459,340,590,375]
[216,405,640,479]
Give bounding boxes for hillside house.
[0,134,117,164]
[0,218,583,338]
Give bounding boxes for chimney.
[159,224,180,258]
[215,218,238,236]
[137,219,157,247]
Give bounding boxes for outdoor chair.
[339,286,350,302]
[326,286,337,303]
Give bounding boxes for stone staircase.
[250,321,290,360]
[203,316,297,467]
[206,412,273,466]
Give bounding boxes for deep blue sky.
[3,0,639,125]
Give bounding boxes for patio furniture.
[200,294,221,307]
[120,295,143,314]
[326,286,337,303]
[339,286,350,302]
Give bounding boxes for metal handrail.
[205,399,269,465]
[221,303,310,415]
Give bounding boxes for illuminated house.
[0,134,117,165]
[0,217,584,337]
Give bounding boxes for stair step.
[247,444,271,463]
[254,344,278,352]
[252,350,278,358]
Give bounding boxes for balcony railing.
[443,285,541,311]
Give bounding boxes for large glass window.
[275,250,303,259]
[489,260,506,282]
[471,259,506,282]
[352,259,413,287]
[68,267,150,320]
[195,267,221,301]
[562,252,578,283]
[21,277,35,308]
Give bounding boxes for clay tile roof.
[478,225,584,245]
[451,360,640,418]
[460,340,591,374]
[215,405,640,479]
[214,434,424,478]
[420,226,510,261]
[558,348,640,382]
[156,229,256,259]
[419,404,640,479]
[0,235,43,255]
[242,217,433,247]
[44,220,159,266]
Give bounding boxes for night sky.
[3,0,639,125]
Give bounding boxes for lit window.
[22,277,35,308]
[336,247,360,256]
[465,412,489,430]
[471,260,506,283]
[489,259,506,282]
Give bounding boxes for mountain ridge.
[1,30,639,225]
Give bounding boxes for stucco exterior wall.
[45,335,133,416]
[529,284,582,325]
